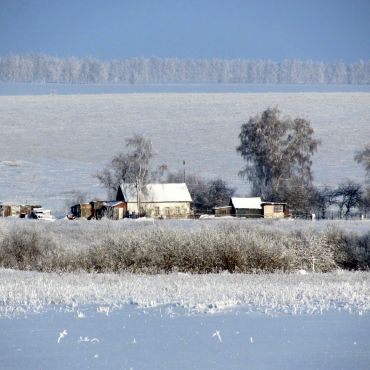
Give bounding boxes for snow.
[3,306,370,370]
[1,268,370,369]
[1,89,369,367]
[1,294,370,369]
[230,197,262,209]
[0,92,369,212]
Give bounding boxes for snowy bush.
[0,219,369,273]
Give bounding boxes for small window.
[165,207,170,216]
[154,207,160,216]
[175,207,180,215]
[274,205,283,213]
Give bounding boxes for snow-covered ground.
[1,269,370,369]
[2,269,370,316]
[2,306,370,370]
[0,92,369,212]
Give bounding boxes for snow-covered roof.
[261,202,287,205]
[230,197,262,209]
[106,201,125,207]
[120,183,192,203]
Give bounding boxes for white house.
[116,183,192,219]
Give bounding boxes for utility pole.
[136,178,141,218]
[183,160,186,183]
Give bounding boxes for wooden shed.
[229,197,263,218]
[70,203,93,219]
[261,202,289,218]
[70,201,126,220]
[213,206,232,217]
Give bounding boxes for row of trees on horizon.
[1,54,370,84]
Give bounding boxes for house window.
[274,205,283,213]
[154,207,160,216]
[165,207,170,216]
[175,207,180,215]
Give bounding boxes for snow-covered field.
[1,269,370,369]
[1,90,369,368]
[0,220,369,368]
[0,92,369,212]
[2,269,370,316]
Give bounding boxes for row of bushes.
[0,221,369,273]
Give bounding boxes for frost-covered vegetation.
[1,54,370,84]
[0,219,369,274]
[1,267,369,317]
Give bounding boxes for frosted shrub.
[0,224,55,271]
[0,219,369,273]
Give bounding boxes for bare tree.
[207,179,235,209]
[313,186,337,219]
[167,171,235,213]
[236,107,320,214]
[97,135,153,211]
[151,164,169,183]
[334,181,363,219]
[359,187,370,217]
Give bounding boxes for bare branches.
[97,135,153,201]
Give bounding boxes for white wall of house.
[127,202,191,218]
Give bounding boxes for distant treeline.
[0,54,370,84]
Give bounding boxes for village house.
[116,183,192,219]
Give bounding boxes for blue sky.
[0,0,369,61]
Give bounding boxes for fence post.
[311,256,315,272]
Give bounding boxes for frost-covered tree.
[97,135,153,207]
[167,171,235,213]
[237,108,320,211]
[355,144,370,184]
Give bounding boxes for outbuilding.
[70,201,127,220]
[261,202,289,218]
[229,197,263,218]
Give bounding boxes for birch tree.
[97,135,153,209]
[237,107,320,210]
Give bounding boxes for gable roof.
[230,197,262,209]
[119,183,192,203]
